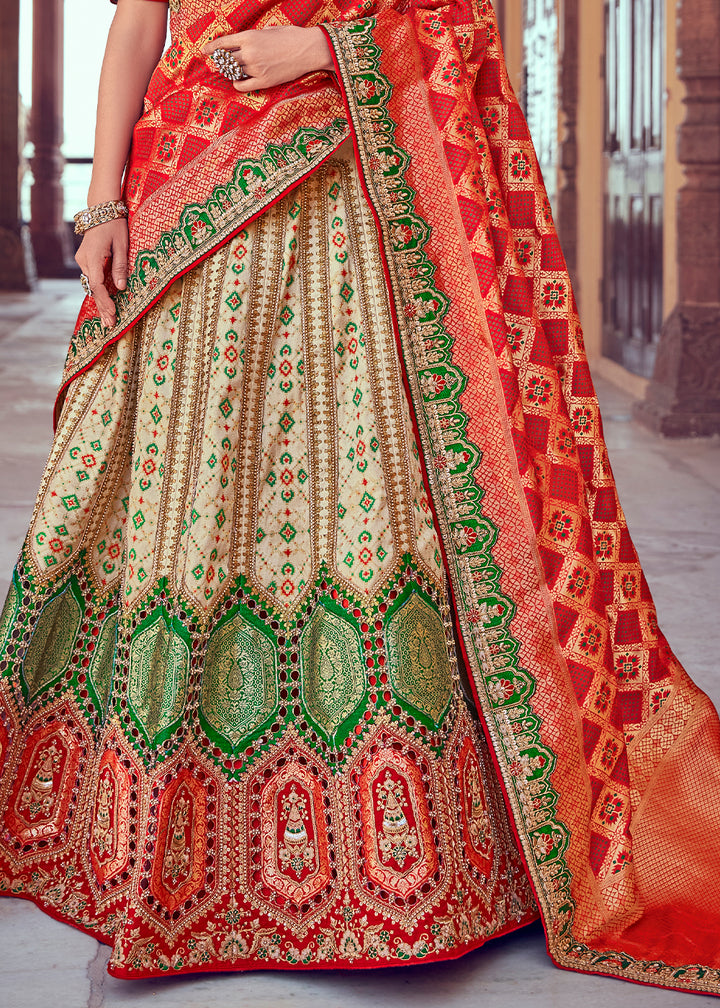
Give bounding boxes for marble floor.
[0,280,718,1008]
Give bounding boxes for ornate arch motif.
[148,766,211,917]
[457,737,494,877]
[258,761,333,906]
[356,744,439,901]
[4,709,84,851]
[244,731,337,929]
[89,746,133,889]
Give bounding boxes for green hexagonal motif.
[300,605,365,738]
[87,611,118,714]
[386,593,452,726]
[200,610,278,748]
[21,584,82,701]
[128,612,189,743]
[0,576,20,656]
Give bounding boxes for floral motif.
[594,680,612,713]
[515,238,534,265]
[532,830,561,860]
[615,654,640,683]
[156,132,179,163]
[567,565,591,599]
[455,112,475,138]
[555,427,576,458]
[506,324,525,352]
[600,739,620,771]
[356,79,378,101]
[509,752,547,778]
[650,688,672,715]
[421,13,449,38]
[579,622,604,656]
[164,43,184,69]
[487,678,516,703]
[542,280,567,311]
[195,99,219,126]
[547,510,574,542]
[611,849,633,875]
[598,792,624,826]
[486,188,505,219]
[440,59,462,85]
[453,525,478,549]
[420,373,447,397]
[594,531,614,560]
[571,406,594,434]
[481,107,501,136]
[525,376,553,406]
[510,151,531,179]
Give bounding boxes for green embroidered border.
[65,121,350,384]
[323,16,720,994]
[1,548,459,771]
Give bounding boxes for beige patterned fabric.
[34,142,443,614]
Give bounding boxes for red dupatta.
[60,0,720,994]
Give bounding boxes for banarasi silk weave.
[0,0,719,994]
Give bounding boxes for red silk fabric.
[62,0,720,993]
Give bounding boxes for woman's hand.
[75,218,129,330]
[201,26,334,93]
[77,0,167,329]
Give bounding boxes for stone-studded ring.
[211,48,248,81]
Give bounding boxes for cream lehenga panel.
[31,143,443,614]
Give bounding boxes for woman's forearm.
[87,0,168,205]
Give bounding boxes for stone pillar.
[635,0,720,436]
[0,0,37,290]
[556,0,579,287]
[28,0,76,277]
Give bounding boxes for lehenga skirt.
[0,141,537,977]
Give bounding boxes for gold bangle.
[73,199,128,235]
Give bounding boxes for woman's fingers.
[86,267,117,329]
[233,78,256,93]
[200,32,245,55]
[75,219,129,328]
[111,232,129,292]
